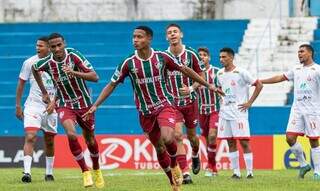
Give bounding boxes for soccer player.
[216,47,263,179]
[260,44,320,180]
[32,33,104,188]
[165,23,204,184]
[197,47,220,177]
[16,36,57,183]
[82,26,218,191]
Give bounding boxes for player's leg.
[174,121,192,184]
[157,106,183,186]
[239,139,253,178]
[43,133,55,181]
[206,112,219,176]
[184,102,200,175]
[287,112,311,178]
[57,108,92,187]
[236,119,253,178]
[22,130,37,183]
[78,108,104,188]
[22,107,41,183]
[227,138,240,179]
[42,112,57,181]
[305,114,320,179]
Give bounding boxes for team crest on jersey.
[182,59,191,66]
[231,80,236,86]
[130,68,138,74]
[155,61,163,70]
[168,118,175,124]
[59,111,64,119]
[307,76,312,81]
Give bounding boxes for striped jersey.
[166,45,205,106]
[197,65,220,115]
[33,48,94,109]
[111,48,182,115]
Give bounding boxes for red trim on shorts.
[25,127,40,132]
[286,132,304,136]
[307,136,320,140]
[217,136,250,140]
[217,137,235,140]
[283,74,289,81]
[44,131,57,136]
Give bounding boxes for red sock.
[207,144,217,172]
[157,151,173,184]
[86,138,100,170]
[68,137,89,172]
[165,141,178,168]
[177,154,188,173]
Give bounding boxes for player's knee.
[155,144,166,154]
[25,133,37,144]
[207,135,216,144]
[286,136,296,146]
[174,131,183,142]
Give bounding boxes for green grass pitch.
[0,168,319,191]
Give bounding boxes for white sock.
[23,155,32,174]
[311,147,320,174]
[290,142,308,167]
[46,156,54,175]
[244,152,253,176]
[229,151,240,176]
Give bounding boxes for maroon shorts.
[57,107,95,131]
[139,106,176,145]
[175,101,199,129]
[199,111,219,137]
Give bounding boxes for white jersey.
[284,63,320,115]
[217,66,256,120]
[19,55,56,108]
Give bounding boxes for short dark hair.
[220,47,235,57]
[166,23,182,31]
[198,47,210,56]
[299,44,314,58]
[135,26,153,38]
[37,36,48,43]
[48,33,64,41]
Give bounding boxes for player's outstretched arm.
[179,66,224,96]
[179,72,204,96]
[82,82,118,120]
[15,79,26,120]
[238,80,263,111]
[32,66,50,104]
[62,64,99,82]
[260,75,286,84]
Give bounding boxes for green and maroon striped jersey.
[197,65,220,114]
[111,48,182,115]
[33,48,94,109]
[166,45,205,106]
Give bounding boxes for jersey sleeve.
[19,60,31,81]
[161,51,182,71]
[71,49,94,73]
[283,69,294,81]
[33,58,49,72]
[241,69,256,85]
[191,51,205,73]
[111,61,129,84]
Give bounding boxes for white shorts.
[217,118,250,139]
[24,106,58,135]
[286,111,320,139]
